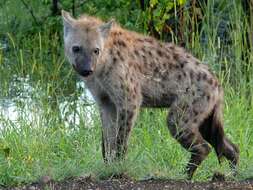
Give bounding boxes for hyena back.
[62,10,239,179]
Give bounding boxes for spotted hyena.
[62,10,239,179]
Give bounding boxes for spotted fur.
[62,11,239,179]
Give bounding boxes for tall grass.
[0,0,252,187]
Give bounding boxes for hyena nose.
[79,70,93,77]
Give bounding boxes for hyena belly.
[141,80,178,108]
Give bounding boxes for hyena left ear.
[62,10,76,37]
[98,19,115,39]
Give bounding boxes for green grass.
[0,0,253,187]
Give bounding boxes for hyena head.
[62,10,113,77]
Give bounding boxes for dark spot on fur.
[195,61,200,65]
[190,71,194,79]
[145,38,154,44]
[170,45,175,50]
[154,67,159,73]
[117,50,121,56]
[142,55,147,63]
[183,71,187,77]
[184,118,189,124]
[117,50,124,61]
[197,72,201,81]
[208,78,213,85]
[207,95,210,101]
[120,114,125,121]
[180,61,186,68]
[134,50,139,56]
[193,118,198,123]
[137,64,142,72]
[133,86,137,93]
[162,74,167,80]
[157,49,163,57]
[113,57,117,64]
[120,55,124,61]
[118,40,126,47]
[112,31,122,36]
[173,53,179,60]
[177,74,182,81]
[119,76,124,81]
[165,53,171,60]
[202,73,207,80]
[192,91,195,96]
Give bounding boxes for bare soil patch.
[3,176,253,190]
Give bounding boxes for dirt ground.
[3,175,253,190]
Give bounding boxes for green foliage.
[140,0,186,37]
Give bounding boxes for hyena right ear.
[98,19,115,39]
[62,10,76,37]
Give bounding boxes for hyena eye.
[72,46,81,53]
[93,48,100,55]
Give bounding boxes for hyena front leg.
[100,80,141,162]
[167,106,211,179]
[99,95,118,162]
[99,100,140,162]
[115,104,140,159]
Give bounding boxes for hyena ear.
[62,10,76,37]
[98,19,115,39]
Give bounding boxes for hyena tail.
[211,102,239,167]
[199,93,239,170]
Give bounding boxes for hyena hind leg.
[167,111,211,179]
[199,105,239,173]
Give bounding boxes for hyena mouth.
[79,70,93,77]
[72,64,93,77]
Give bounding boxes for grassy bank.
[0,0,252,187]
